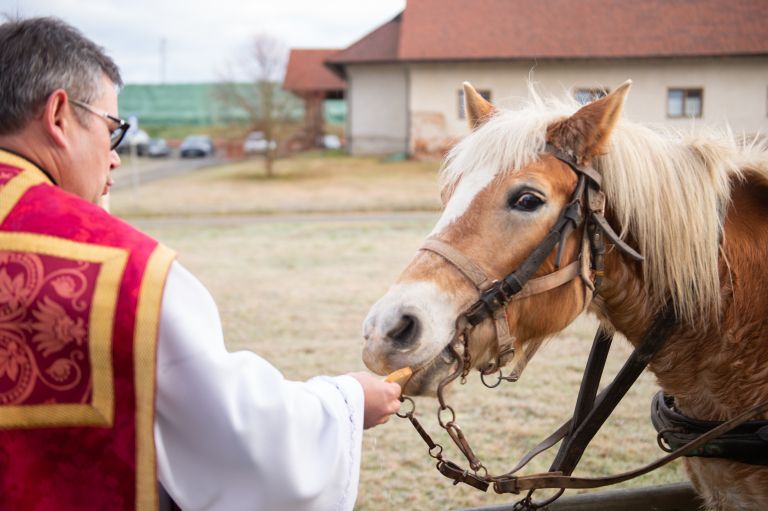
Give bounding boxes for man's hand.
[348,372,402,429]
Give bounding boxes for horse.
[362,80,768,510]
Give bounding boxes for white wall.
[346,64,408,155]
[408,57,768,150]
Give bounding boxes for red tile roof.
[325,15,402,77]
[399,0,768,59]
[283,49,346,93]
[330,0,768,66]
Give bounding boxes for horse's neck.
[596,178,768,420]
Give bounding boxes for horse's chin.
[401,345,459,396]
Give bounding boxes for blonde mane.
[440,91,768,324]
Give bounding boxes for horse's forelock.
[439,100,574,193]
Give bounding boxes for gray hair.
[0,16,123,134]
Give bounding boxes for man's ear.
[463,82,496,130]
[42,89,72,149]
[546,80,631,165]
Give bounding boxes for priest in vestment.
[0,17,401,511]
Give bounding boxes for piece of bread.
[384,367,413,387]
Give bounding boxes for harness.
[652,392,768,466]
[397,144,768,510]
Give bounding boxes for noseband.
[397,145,768,510]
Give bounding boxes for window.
[574,88,608,105]
[458,89,492,119]
[667,88,703,118]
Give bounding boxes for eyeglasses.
[70,99,130,151]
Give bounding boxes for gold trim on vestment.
[134,243,175,511]
[0,150,50,225]
[0,232,127,428]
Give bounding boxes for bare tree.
[217,33,289,178]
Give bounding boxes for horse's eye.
[510,193,545,212]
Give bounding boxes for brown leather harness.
[397,145,768,510]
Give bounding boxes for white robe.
[154,262,364,511]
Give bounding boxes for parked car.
[243,131,276,155]
[321,134,342,150]
[116,128,150,155]
[180,135,214,158]
[147,138,171,158]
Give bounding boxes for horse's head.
[363,81,633,395]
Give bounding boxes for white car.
[116,128,150,155]
[243,131,276,154]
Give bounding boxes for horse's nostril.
[386,314,420,349]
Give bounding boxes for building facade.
[326,0,768,157]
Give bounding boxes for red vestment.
[0,149,175,510]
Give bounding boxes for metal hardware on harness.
[480,366,519,388]
[510,489,565,511]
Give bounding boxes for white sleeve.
[153,262,364,511]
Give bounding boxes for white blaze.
[430,165,498,236]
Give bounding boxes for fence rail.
[455,482,701,511]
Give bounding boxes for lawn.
[113,155,685,510]
[111,154,443,218]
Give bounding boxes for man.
[0,17,401,511]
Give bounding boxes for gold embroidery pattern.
[0,232,126,428]
[0,251,97,405]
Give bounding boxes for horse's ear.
[463,82,496,130]
[547,80,632,164]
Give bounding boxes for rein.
[398,146,768,510]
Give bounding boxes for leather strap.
[421,239,491,288]
[548,304,678,476]
[494,397,768,493]
[592,214,644,262]
[550,328,613,471]
[545,143,603,186]
[511,260,580,301]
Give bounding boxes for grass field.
[112,153,442,218]
[112,155,685,510]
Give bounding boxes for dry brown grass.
[111,155,442,218]
[116,156,685,511]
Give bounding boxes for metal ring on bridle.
[437,405,456,428]
[656,428,679,453]
[396,396,416,419]
[480,367,504,388]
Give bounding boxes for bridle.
[419,143,641,386]
[397,144,768,510]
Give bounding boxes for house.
[325,0,768,157]
[283,49,346,149]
